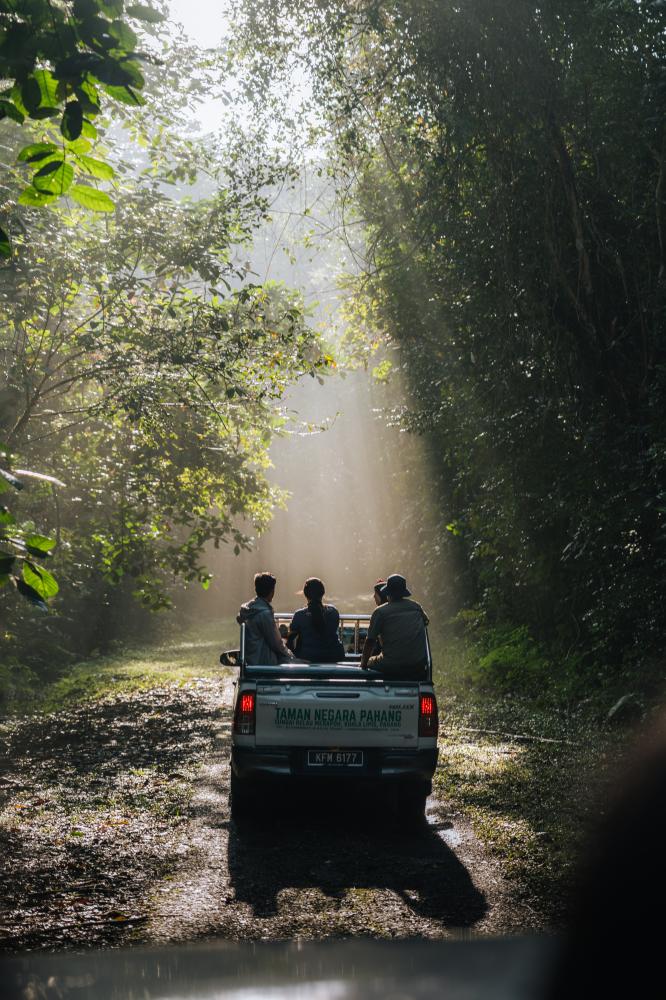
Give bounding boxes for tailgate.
[255,684,419,747]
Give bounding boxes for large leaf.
[23,561,59,599]
[20,77,42,115]
[81,118,98,139]
[69,184,115,212]
[24,534,57,558]
[0,225,10,260]
[100,0,125,15]
[76,154,115,180]
[18,187,57,207]
[61,100,84,141]
[29,107,61,120]
[17,142,59,163]
[33,160,75,195]
[108,19,138,50]
[75,80,102,116]
[103,84,145,106]
[66,137,93,155]
[93,58,139,87]
[126,3,166,22]
[16,578,49,613]
[0,99,25,124]
[33,69,59,109]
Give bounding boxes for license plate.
[307,750,364,768]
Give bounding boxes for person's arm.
[360,609,380,669]
[360,634,375,670]
[286,612,300,653]
[259,611,292,660]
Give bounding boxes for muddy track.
[0,673,537,953]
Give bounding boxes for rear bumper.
[231,745,438,784]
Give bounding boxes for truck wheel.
[398,783,428,826]
[230,770,254,823]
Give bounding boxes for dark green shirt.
[367,598,430,667]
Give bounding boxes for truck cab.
[227,613,439,822]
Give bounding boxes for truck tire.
[397,782,428,826]
[230,770,254,823]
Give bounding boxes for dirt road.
[0,671,538,952]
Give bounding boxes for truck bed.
[243,662,386,682]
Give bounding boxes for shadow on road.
[227,787,487,929]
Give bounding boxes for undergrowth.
[1,619,237,717]
[430,626,662,926]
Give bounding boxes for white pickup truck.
[225,613,439,822]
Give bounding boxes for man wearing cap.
[360,574,430,679]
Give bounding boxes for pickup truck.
[225,613,439,822]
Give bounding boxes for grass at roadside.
[431,633,636,927]
[4,619,238,717]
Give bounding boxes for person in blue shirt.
[287,577,345,663]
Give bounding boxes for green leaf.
[61,101,84,141]
[33,160,75,195]
[0,99,25,124]
[21,78,42,115]
[100,0,125,15]
[24,534,57,557]
[0,225,10,260]
[18,187,57,207]
[0,573,10,588]
[75,82,101,116]
[29,107,61,120]
[81,119,98,139]
[126,3,166,22]
[76,154,115,180]
[94,58,141,88]
[33,69,59,109]
[103,84,145,106]
[108,19,138,49]
[17,142,59,163]
[23,561,59,599]
[65,137,92,155]
[16,578,49,613]
[69,184,115,212]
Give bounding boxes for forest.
[1,0,665,964]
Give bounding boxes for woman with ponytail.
[287,577,345,663]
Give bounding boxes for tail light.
[419,692,439,738]
[233,690,256,735]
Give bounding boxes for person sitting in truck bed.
[287,577,345,663]
[360,573,429,678]
[237,571,293,665]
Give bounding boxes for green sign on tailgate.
[273,706,410,730]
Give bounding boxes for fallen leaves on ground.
[0,680,223,952]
